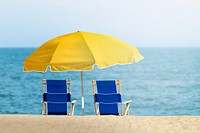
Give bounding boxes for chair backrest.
[42,79,71,115]
[93,80,122,115]
[46,80,68,93]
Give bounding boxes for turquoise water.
[0,48,200,116]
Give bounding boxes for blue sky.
[0,0,200,47]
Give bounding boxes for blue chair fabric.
[43,80,70,115]
[96,80,117,93]
[95,80,122,115]
[95,94,122,103]
[46,80,67,93]
[43,93,71,102]
[47,103,68,115]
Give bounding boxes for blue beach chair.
[42,79,76,115]
[92,80,132,115]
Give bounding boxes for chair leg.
[42,102,46,115]
[71,103,75,116]
[70,103,72,115]
[120,103,125,115]
[124,103,130,116]
[94,103,99,115]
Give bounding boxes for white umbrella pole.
[80,71,84,116]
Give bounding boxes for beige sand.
[0,115,200,133]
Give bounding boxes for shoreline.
[0,115,200,133]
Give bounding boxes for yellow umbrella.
[23,31,144,115]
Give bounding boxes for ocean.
[0,48,199,116]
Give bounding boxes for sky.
[0,0,200,47]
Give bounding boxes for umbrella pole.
[80,71,84,116]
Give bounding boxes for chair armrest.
[122,100,132,116]
[71,100,76,104]
[122,100,132,104]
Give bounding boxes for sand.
[0,115,200,133]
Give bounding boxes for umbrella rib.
[48,41,61,65]
[78,32,96,64]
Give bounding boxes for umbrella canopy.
[24,31,143,72]
[23,31,144,115]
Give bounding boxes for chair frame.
[92,79,132,116]
[42,79,76,116]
